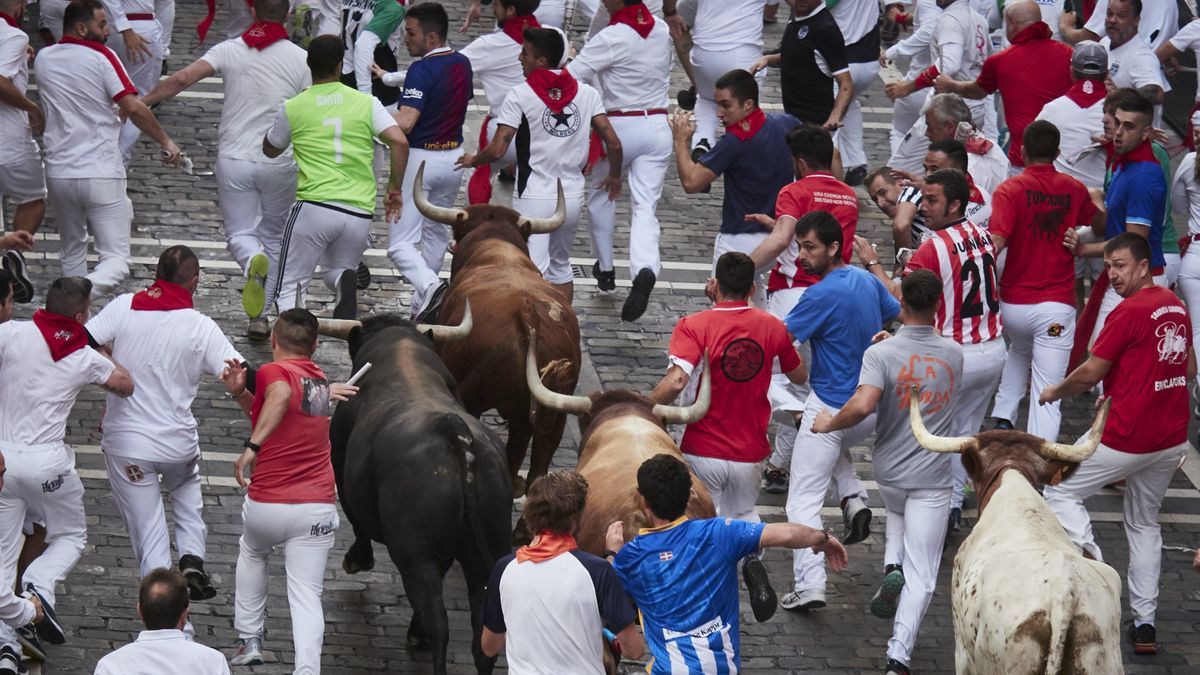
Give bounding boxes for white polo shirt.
[690,0,770,51]
[460,30,524,115]
[0,321,114,447]
[1169,20,1200,101]
[33,39,137,180]
[496,77,604,198]
[1086,0,1177,50]
[201,37,311,163]
[87,293,242,463]
[94,630,231,675]
[1102,35,1169,93]
[1036,90,1106,189]
[0,20,38,166]
[566,19,670,112]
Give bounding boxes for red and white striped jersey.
[903,219,1002,344]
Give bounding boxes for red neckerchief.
[966,174,984,205]
[131,280,194,311]
[608,3,654,38]
[515,531,578,563]
[1009,20,1051,44]
[502,14,540,43]
[1111,139,1158,171]
[0,12,17,27]
[725,108,766,142]
[963,130,993,156]
[241,21,289,49]
[527,68,578,114]
[1065,78,1106,108]
[31,310,88,362]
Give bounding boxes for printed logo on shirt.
[124,464,145,483]
[403,88,424,100]
[1156,321,1189,365]
[1048,323,1064,337]
[658,551,674,562]
[896,355,955,414]
[541,102,581,138]
[720,337,765,382]
[310,520,336,536]
[301,377,331,416]
[796,25,809,40]
[41,473,65,493]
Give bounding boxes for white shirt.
[690,0,770,51]
[0,321,114,447]
[1036,89,1106,189]
[87,293,242,463]
[886,0,943,78]
[201,37,311,163]
[829,0,881,45]
[566,19,670,112]
[1102,35,1168,92]
[1170,152,1200,237]
[34,40,137,179]
[460,31,524,114]
[0,20,37,166]
[930,0,990,83]
[495,77,604,197]
[94,629,232,675]
[100,0,158,33]
[1169,20,1200,101]
[1085,0,1178,50]
[967,140,1010,194]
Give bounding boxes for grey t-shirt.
[858,325,964,489]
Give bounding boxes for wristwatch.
[245,439,262,453]
[603,549,619,561]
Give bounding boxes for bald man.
[933,1,1072,169]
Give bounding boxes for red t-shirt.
[903,220,1003,344]
[670,302,802,463]
[768,173,858,292]
[975,26,1072,166]
[249,358,337,504]
[989,165,1097,306]
[1091,286,1190,454]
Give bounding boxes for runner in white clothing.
[103,0,166,163]
[143,0,310,338]
[884,0,943,159]
[828,0,882,186]
[33,0,180,299]
[87,247,243,601]
[567,0,672,322]
[0,276,133,663]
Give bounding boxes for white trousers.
[711,232,768,307]
[890,90,925,157]
[685,454,762,524]
[879,484,950,665]
[520,191,584,286]
[765,287,811,472]
[104,451,205,578]
[48,177,132,298]
[1164,252,1181,287]
[587,115,671,278]
[834,60,880,169]
[215,157,297,274]
[1043,441,1186,625]
[991,301,1075,442]
[690,44,765,148]
[271,201,372,311]
[0,443,86,650]
[950,338,1006,509]
[787,393,872,592]
[235,498,338,674]
[1176,244,1200,389]
[108,18,164,165]
[387,148,462,311]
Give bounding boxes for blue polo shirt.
[785,265,900,408]
[698,112,801,235]
[1105,158,1166,268]
[399,48,473,149]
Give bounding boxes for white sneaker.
[230,636,263,666]
[779,588,826,612]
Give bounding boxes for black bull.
[323,312,513,675]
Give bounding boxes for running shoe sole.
[741,558,777,622]
[3,251,34,304]
[843,506,872,546]
[869,570,905,619]
[23,586,64,645]
[621,269,656,322]
[242,253,269,319]
[333,269,357,320]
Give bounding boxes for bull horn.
[412,161,468,225]
[908,385,978,454]
[652,357,711,425]
[317,318,362,341]
[525,329,591,414]
[517,180,566,234]
[415,299,473,341]
[1037,397,1111,463]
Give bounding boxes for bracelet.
[245,439,262,453]
[865,259,881,268]
[603,549,619,560]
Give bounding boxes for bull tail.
[432,413,493,567]
[1043,553,1075,675]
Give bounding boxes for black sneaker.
[356,261,372,290]
[3,251,34,303]
[762,467,788,495]
[1128,621,1156,655]
[992,418,1014,431]
[333,269,357,320]
[15,626,43,662]
[948,507,962,532]
[592,261,616,294]
[414,280,449,324]
[179,555,217,602]
[676,86,697,111]
[841,495,872,545]
[885,658,911,675]
[621,269,656,322]
[690,140,711,164]
[21,585,63,645]
[741,557,777,622]
[844,165,868,187]
[0,645,21,675]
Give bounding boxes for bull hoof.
[407,623,432,651]
[512,517,532,546]
[512,474,526,497]
[342,550,375,575]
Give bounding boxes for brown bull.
[524,336,716,553]
[413,163,581,496]
[910,393,1123,674]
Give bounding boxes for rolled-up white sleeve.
[265,103,292,150]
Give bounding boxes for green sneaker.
[869,566,905,619]
[242,253,269,319]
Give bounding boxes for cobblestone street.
[5,1,1200,672]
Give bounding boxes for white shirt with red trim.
[33,39,138,179]
[566,19,671,113]
[903,218,1002,344]
[460,31,524,114]
[0,19,37,166]
[768,173,858,291]
[495,78,604,198]
[102,0,159,34]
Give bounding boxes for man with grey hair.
[923,93,1008,192]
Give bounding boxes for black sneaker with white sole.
[741,557,777,622]
[592,261,616,294]
[0,645,21,675]
[622,269,656,322]
[844,164,868,187]
[414,280,450,324]
[885,658,912,675]
[333,269,357,320]
[15,626,43,662]
[1128,621,1156,655]
[21,585,63,645]
[179,555,217,601]
[676,86,696,111]
[841,495,872,545]
[3,251,34,303]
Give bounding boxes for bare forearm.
[0,78,36,113]
[249,394,288,444]
[830,76,854,124]
[388,141,408,191]
[125,101,171,146]
[823,398,873,432]
[955,81,988,100]
[749,232,788,270]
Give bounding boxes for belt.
[1190,234,1200,242]
[127,12,155,20]
[606,109,668,117]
